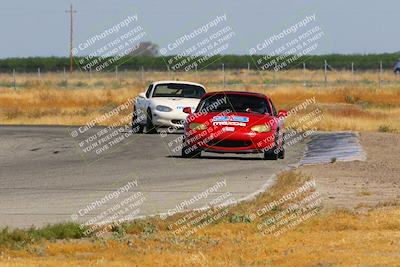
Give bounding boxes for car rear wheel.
[145,109,158,134]
[395,68,400,74]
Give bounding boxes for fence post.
[324,60,327,84]
[115,66,119,80]
[303,62,306,86]
[141,66,144,84]
[222,63,225,88]
[13,69,16,90]
[63,67,67,83]
[38,68,41,80]
[89,66,92,80]
[247,62,250,71]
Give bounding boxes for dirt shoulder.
[300,132,400,209]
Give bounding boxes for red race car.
[181,91,287,160]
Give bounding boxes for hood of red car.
[187,111,276,129]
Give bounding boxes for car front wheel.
[181,138,201,158]
[132,107,144,133]
[263,148,279,160]
[145,109,158,134]
[278,133,285,159]
[263,133,279,160]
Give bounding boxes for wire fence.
[1,61,400,90]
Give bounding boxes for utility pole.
[65,4,77,73]
[379,61,383,88]
[222,63,225,88]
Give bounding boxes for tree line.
[0,53,399,72]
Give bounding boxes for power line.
[65,4,77,73]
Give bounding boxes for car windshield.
[197,93,271,114]
[152,83,205,98]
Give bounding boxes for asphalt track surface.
[0,125,307,228]
[300,132,366,164]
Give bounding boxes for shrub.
[143,223,157,234]
[4,108,22,119]
[229,214,252,223]
[0,222,88,249]
[75,81,88,87]
[378,125,396,133]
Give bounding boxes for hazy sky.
[0,0,398,58]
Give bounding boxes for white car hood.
[152,97,200,111]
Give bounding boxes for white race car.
[132,81,206,133]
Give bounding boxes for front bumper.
[185,129,276,154]
[152,110,187,128]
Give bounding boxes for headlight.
[189,123,208,131]
[156,105,172,112]
[251,124,271,133]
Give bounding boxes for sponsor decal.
[176,106,197,110]
[213,121,246,127]
[231,116,249,122]
[222,126,235,132]
[212,116,229,122]
[212,115,249,122]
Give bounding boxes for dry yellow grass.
[1,171,399,266]
[2,217,400,267]
[1,70,400,132]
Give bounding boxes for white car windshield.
[152,83,205,98]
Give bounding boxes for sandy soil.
[300,132,400,209]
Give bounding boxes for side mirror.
[138,92,146,98]
[277,110,288,118]
[183,107,192,114]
